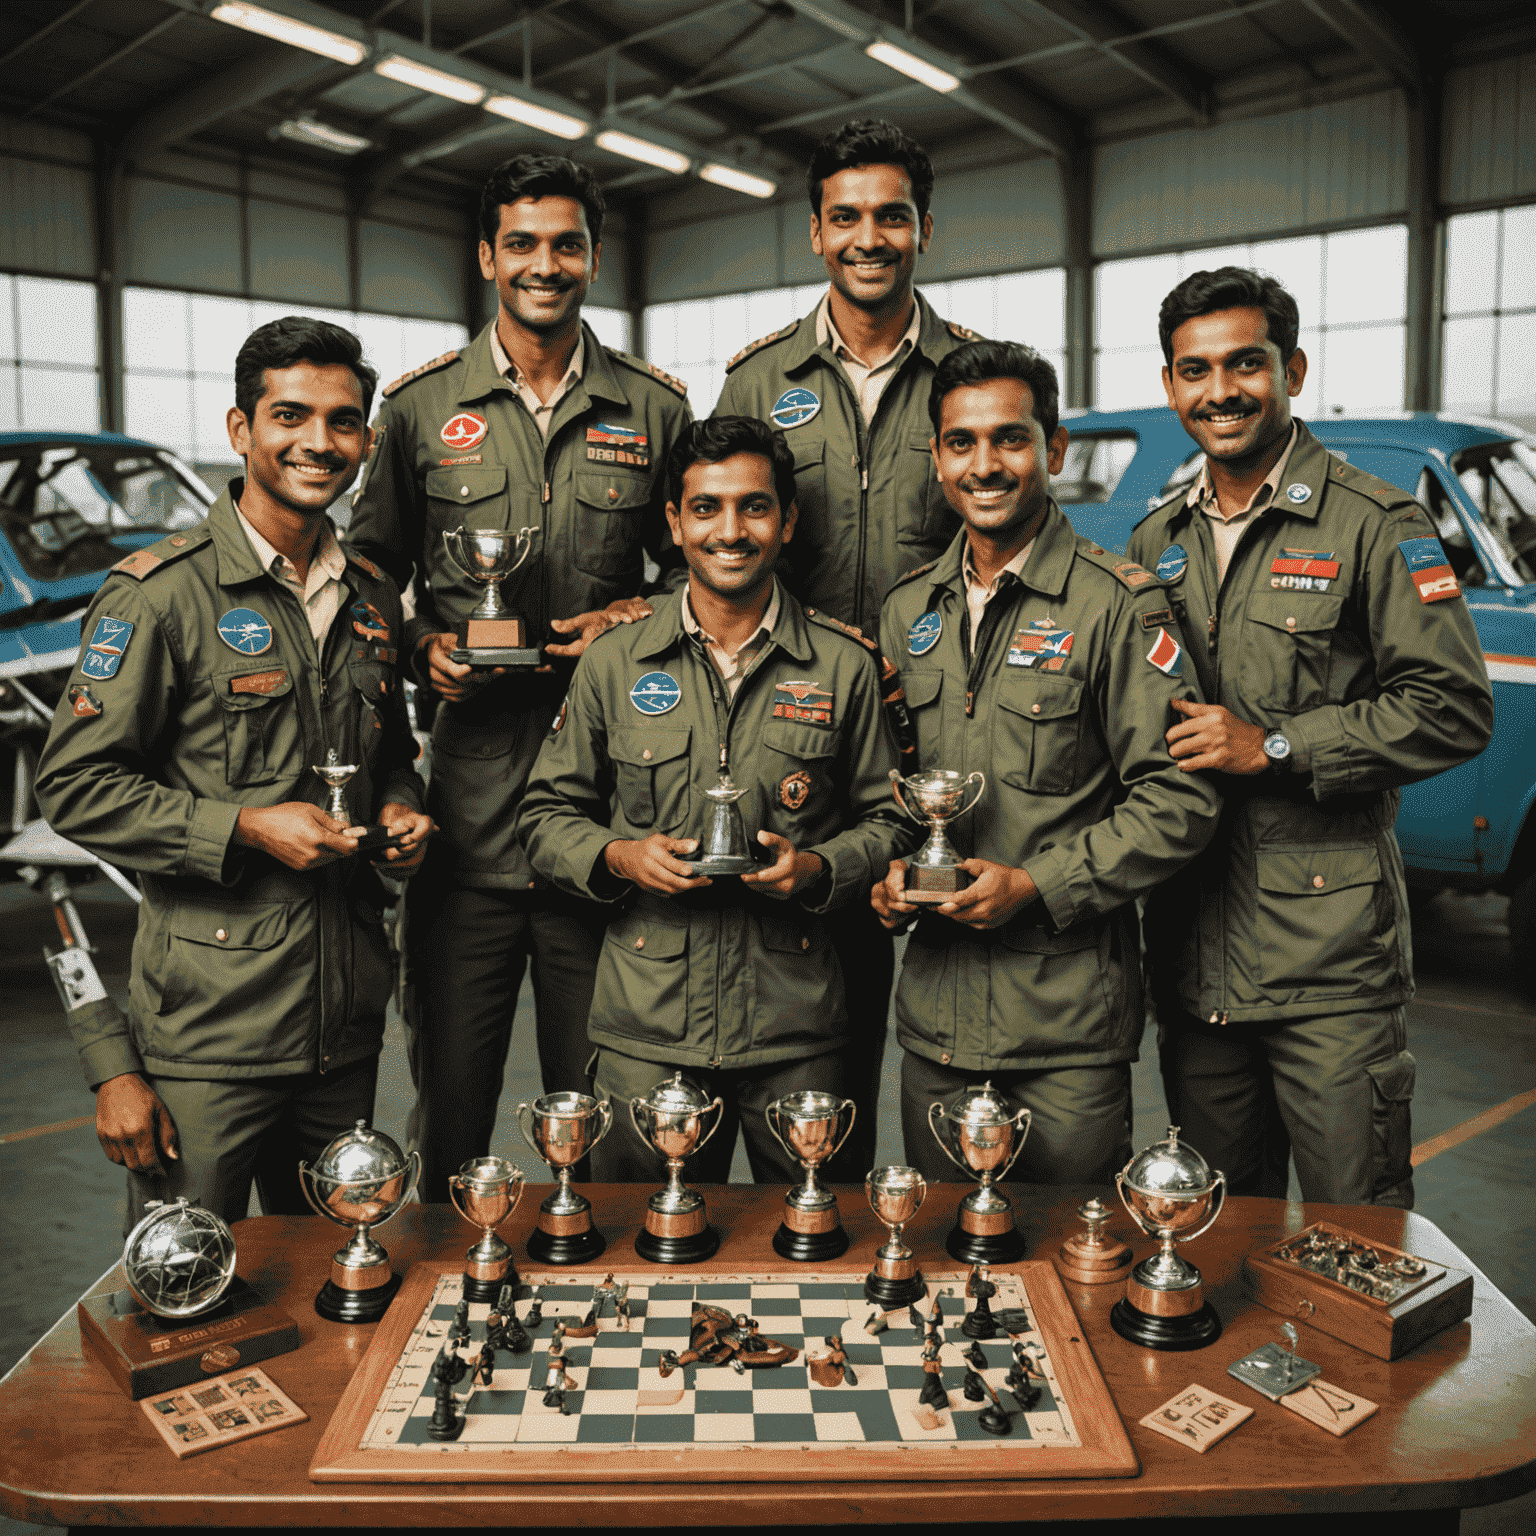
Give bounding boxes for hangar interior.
[1,4,1534,1530]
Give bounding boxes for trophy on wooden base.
[1055,1197,1134,1286]
[631,1073,724,1264]
[442,525,541,667]
[864,1165,928,1307]
[928,1080,1031,1263]
[516,1091,614,1264]
[889,768,986,902]
[766,1091,856,1261]
[448,1155,525,1302]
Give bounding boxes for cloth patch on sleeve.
[80,615,134,680]
[1397,537,1461,603]
[586,423,650,468]
[68,683,102,717]
[1146,626,1183,677]
[772,680,834,725]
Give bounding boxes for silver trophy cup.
[516,1091,614,1264]
[312,747,359,824]
[890,768,986,901]
[448,1155,525,1301]
[684,747,759,876]
[441,524,541,666]
[766,1091,857,1261]
[630,1072,725,1265]
[864,1164,928,1307]
[928,1080,1031,1264]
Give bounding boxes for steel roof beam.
[24,12,184,121]
[1294,0,1422,93]
[0,0,99,72]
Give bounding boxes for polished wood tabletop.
[1,1183,1532,1527]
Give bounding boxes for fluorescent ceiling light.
[700,163,776,199]
[595,129,691,176]
[865,39,959,93]
[209,2,366,65]
[374,54,486,105]
[484,95,587,141]
[274,117,372,155]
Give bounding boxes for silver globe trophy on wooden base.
[889,769,986,901]
[442,525,541,667]
[1111,1126,1226,1351]
[765,1091,857,1261]
[927,1080,1032,1264]
[516,1091,614,1264]
[631,1073,725,1264]
[448,1156,526,1302]
[864,1165,928,1307]
[683,747,760,876]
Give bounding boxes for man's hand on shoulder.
[235,802,362,870]
[546,597,655,660]
[603,834,712,895]
[739,831,824,900]
[937,860,1038,929]
[1165,698,1268,775]
[95,1072,178,1176]
[375,801,435,873]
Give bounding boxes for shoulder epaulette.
[110,526,210,581]
[726,321,800,373]
[946,321,985,343]
[1074,541,1161,592]
[890,557,940,589]
[1327,456,1416,510]
[605,348,688,399]
[804,607,878,655]
[382,350,459,398]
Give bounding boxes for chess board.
[310,1263,1137,1483]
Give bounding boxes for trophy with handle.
[630,1072,725,1264]
[442,525,541,667]
[928,1080,1031,1263]
[889,768,986,901]
[448,1155,525,1301]
[765,1091,857,1261]
[864,1164,928,1307]
[516,1091,614,1264]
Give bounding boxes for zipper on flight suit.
[960,582,1015,718]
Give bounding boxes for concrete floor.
[0,880,1532,1532]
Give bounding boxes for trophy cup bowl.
[890,768,986,902]
[683,751,760,876]
[766,1091,856,1261]
[1110,1125,1226,1351]
[122,1198,238,1319]
[630,1072,724,1265]
[516,1091,613,1264]
[449,1155,525,1301]
[442,525,542,667]
[299,1119,420,1322]
[312,748,360,825]
[928,1080,1031,1264]
[864,1164,928,1307]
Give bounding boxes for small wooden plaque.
[1140,1385,1252,1454]
[140,1367,308,1458]
[459,615,526,649]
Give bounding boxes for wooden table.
[1,1184,1532,1527]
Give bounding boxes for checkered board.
[310,1263,1139,1483]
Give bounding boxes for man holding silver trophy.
[874,340,1222,1186]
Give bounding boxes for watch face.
[1264,731,1292,761]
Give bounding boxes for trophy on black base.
[927,1080,1031,1264]
[516,1091,614,1264]
[631,1073,724,1264]
[863,1165,928,1307]
[889,768,986,902]
[766,1091,856,1261]
[442,525,541,667]
[448,1155,525,1302]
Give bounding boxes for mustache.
[961,478,1018,492]
[517,277,575,291]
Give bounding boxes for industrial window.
[1094,227,1410,417]
[1441,204,1536,433]
[0,274,101,434]
[583,307,633,353]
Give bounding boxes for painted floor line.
[1412,993,1536,1023]
[0,1113,93,1145]
[1411,1086,1536,1166]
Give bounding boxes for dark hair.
[1158,266,1300,364]
[806,118,935,222]
[928,339,1060,442]
[665,416,797,516]
[233,316,377,422]
[479,152,605,247]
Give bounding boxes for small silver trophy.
[928,1080,1031,1264]
[1228,1320,1322,1401]
[683,747,759,876]
[864,1164,928,1307]
[448,1155,526,1302]
[516,1091,614,1264]
[313,747,359,824]
[630,1072,724,1265]
[1111,1125,1226,1351]
[889,768,986,901]
[442,524,541,667]
[765,1091,857,1261]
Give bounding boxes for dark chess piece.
[1012,1381,1042,1413]
[978,1399,1012,1435]
[475,1339,496,1386]
[961,1264,999,1340]
[525,1296,544,1328]
[964,1340,988,1372]
[908,1303,925,1332]
[864,1309,888,1336]
[543,1344,570,1413]
[580,1300,598,1328]
[427,1345,469,1442]
[449,1297,471,1345]
[506,1308,531,1354]
[918,1341,947,1409]
[962,1367,987,1402]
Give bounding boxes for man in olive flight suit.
[517,417,910,1182]
[713,118,974,1175]
[1126,267,1494,1207]
[347,154,692,1201]
[35,317,431,1228]
[874,342,1222,1182]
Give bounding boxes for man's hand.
[604,834,711,895]
[545,598,655,660]
[95,1072,178,1176]
[739,831,824,900]
[935,859,1039,930]
[235,802,361,870]
[1165,698,1268,775]
[871,858,919,931]
[419,632,502,701]
[375,801,434,872]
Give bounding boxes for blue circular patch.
[908,611,942,655]
[770,387,821,430]
[630,671,681,716]
[1286,482,1312,504]
[217,607,273,655]
[1155,544,1188,583]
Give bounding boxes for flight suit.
[515,586,910,1184]
[347,319,692,1199]
[34,487,424,1226]
[881,507,1222,1183]
[715,291,973,1174]
[1126,420,1494,1205]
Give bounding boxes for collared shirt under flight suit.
[1126,419,1494,1206]
[515,586,910,1184]
[881,505,1223,1184]
[346,318,693,1200]
[34,486,424,1227]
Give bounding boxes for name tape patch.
[587,422,650,468]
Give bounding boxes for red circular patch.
[780,771,811,811]
[440,412,488,450]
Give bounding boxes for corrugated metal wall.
[1442,54,1536,207]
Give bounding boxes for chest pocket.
[573,470,651,579]
[787,438,828,556]
[905,429,953,543]
[216,667,296,788]
[1240,592,1343,714]
[426,465,508,532]
[996,676,1083,796]
[901,669,944,763]
[611,725,691,831]
[350,657,392,761]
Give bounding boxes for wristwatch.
[1262,728,1293,771]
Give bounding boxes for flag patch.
[586,422,650,468]
[1397,537,1461,603]
[1146,626,1182,677]
[1006,627,1074,671]
[772,679,834,725]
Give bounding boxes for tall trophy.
[630,1072,724,1264]
[1111,1126,1226,1351]
[442,525,541,667]
[927,1081,1031,1263]
[864,1164,928,1307]
[889,768,986,901]
[516,1091,614,1264]
[448,1155,525,1301]
[765,1091,857,1261]
[299,1120,419,1322]
[683,747,759,876]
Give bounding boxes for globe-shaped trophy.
[442,524,541,667]
[765,1090,856,1261]
[630,1072,724,1264]
[123,1198,237,1319]
[516,1091,614,1264]
[1111,1125,1226,1350]
[299,1119,420,1323]
[927,1080,1031,1263]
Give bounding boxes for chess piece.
[864,1309,888,1336]
[506,1309,531,1354]
[908,1303,925,1333]
[427,1345,468,1442]
[614,1279,631,1330]
[1055,1196,1134,1286]
[962,1367,987,1402]
[977,1385,1012,1436]
[964,1340,988,1371]
[962,1264,1000,1339]
[525,1297,544,1329]
[449,1297,471,1345]
[475,1339,496,1386]
[918,1339,947,1409]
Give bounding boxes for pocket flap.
[791,438,825,472]
[903,669,942,709]
[758,914,824,954]
[1246,591,1345,634]
[997,676,1083,722]
[907,429,935,452]
[575,471,651,512]
[997,918,1100,955]
[1364,1049,1416,1103]
[763,721,838,760]
[1255,844,1381,895]
[219,668,292,709]
[610,726,691,767]
[169,902,289,950]
[608,915,688,959]
[426,465,508,507]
